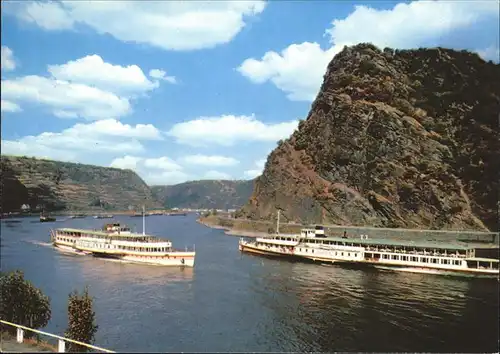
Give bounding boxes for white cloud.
[325,1,497,50]
[477,45,500,63]
[167,114,299,146]
[1,46,16,71]
[203,170,231,180]
[149,69,177,84]
[145,170,191,185]
[48,54,159,94]
[109,155,189,185]
[69,119,163,140]
[180,154,239,167]
[1,54,169,120]
[143,157,183,171]
[243,169,261,179]
[1,119,162,162]
[110,156,142,170]
[1,99,22,113]
[7,1,266,51]
[238,43,338,101]
[244,158,266,179]
[238,0,499,102]
[1,74,131,120]
[12,1,75,30]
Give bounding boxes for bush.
[65,287,98,353]
[0,270,51,337]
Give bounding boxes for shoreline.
[196,218,269,238]
[1,209,192,219]
[197,216,500,243]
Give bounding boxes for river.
[1,214,498,352]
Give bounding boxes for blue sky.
[1,0,499,185]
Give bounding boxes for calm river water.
[1,214,498,352]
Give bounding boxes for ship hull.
[372,264,499,278]
[239,241,499,279]
[239,242,296,260]
[120,253,195,267]
[54,244,90,256]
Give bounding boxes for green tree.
[0,270,51,337]
[65,287,98,353]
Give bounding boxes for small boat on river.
[94,214,114,219]
[40,212,56,223]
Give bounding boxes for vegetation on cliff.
[1,155,160,213]
[152,179,254,209]
[240,44,500,231]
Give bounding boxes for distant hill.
[151,180,254,210]
[1,155,160,213]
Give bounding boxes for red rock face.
[240,44,500,231]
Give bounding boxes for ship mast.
[276,209,280,235]
[142,205,146,235]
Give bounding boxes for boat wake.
[25,240,53,248]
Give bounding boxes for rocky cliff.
[152,180,254,210]
[1,156,160,212]
[240,44,500,232]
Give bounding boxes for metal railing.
[0,319,114,353]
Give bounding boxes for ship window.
[410,256,417,262]
[341,252,344,256]
[421,257,428,263]
[442,259,449,265]
[431,258,438,264]
[392,255,399,260]
[335,252,338,256]
[312,249,314,253]
[402,256,408,261]
[348,253,351,257]
[382,254,387,259]
[453,260,461,266]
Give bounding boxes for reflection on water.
[247,258,498,352]
[1,216,498,352]
[77,256,194,286]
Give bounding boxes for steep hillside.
[1,155,160,212]
[240,44,500,231]
[152,180,254,209]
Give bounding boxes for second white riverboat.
[239,226,499,278]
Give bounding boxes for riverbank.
[1,209,192,219]
[197,215,299,237]
[197,215,499,243]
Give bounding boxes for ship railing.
[0,319,114,353]
[172,246,196,253]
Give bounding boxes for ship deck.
[55,228,170,243]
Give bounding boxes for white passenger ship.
[239,226,499,278]
[50,213,195,267]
